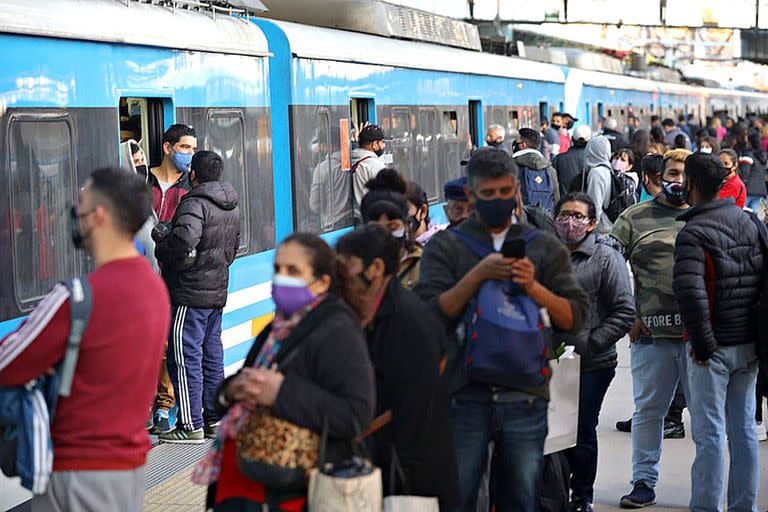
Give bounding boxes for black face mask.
[135,164,148,176]
[487,140,501,148]
[70,205,93,250]
[374,148,384,157]
[511,141,521,153]
[551,123,560,131]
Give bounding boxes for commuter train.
[2,0,768,374]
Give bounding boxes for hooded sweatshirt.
[584,136,614,235]
[155,181,241,308]
[512,148,561,208]
[119,140,160,273]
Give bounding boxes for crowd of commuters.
[1,109,768,512]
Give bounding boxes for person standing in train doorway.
[154,151,241,444]
[351,124,387,221]
[143,124,197,435]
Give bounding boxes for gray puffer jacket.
[559,233,635,371]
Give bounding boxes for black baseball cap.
[358,124,386,143]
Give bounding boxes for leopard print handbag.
[235,407,321,491]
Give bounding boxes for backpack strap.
[58,277,93,397]
[349,156,372,175]
[449,227,539,258]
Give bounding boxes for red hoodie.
[0,257,170,470]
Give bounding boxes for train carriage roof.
[264,20,566,84]
[0,0,270,57]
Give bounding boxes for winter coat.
[584,136,614,235]
[673,199,764,361]
[211,296,376,507]
[351,148,386,215]
[155,181,241,309]
[513,148,561,207]
[414,213,589,401]
[554,145,587,196]
[738,148,767,198]
[603,128,630,154]
[559,234,635,371]
[366,280,459,507]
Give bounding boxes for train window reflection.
[207,111,249,254]
[9,117,77,309]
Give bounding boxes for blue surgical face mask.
[170,150,193,173]
[475,197,517,228]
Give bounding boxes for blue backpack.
[451,229,551,388]
[520,165,555,212]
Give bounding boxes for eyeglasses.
[557,211,590,222]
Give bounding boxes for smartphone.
[501,238,526,259]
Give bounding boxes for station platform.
[2,339,767,511]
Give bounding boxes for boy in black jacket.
[155,151,241,443]
[672,152,763,511]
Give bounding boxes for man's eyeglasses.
[556,211,590,222]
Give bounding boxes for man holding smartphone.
[415,147,588,512]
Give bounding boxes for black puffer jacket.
[739,148,767,198]
[156,180,241,308]
[553,145,586,196]
[673,199,764,361]
[559,234,635,371]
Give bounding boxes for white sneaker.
[757,422,767,442]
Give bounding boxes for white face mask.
[700,146,713,154]
[391,228,406,239]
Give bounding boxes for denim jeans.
[449,398,548,512]
[565,367,615,503]
[687,343,759,512]
[630,339,689,487]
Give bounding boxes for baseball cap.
[444,176,468,201]
[573,125,592,143]
[358,124,385,143]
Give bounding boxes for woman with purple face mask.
[555,192,635,512]
[198,233,375,511]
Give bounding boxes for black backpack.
[570,166,637,221]
[604,170,638,222]
[539,452,571,512]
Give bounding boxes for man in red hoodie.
[0,168,170,512]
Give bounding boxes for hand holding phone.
[501,238,526,259]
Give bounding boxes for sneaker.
[158,427,205,445]
[616,418,632,433]
[204,422,220,439]
[620,482,656,508]
[757,421,767,442]
[570,498,593,512]
[663,420,685,439]
[151,410,173,435]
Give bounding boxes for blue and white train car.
[0,0,274,377]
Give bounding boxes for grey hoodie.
[512,148,561,206]
[584,136,614,234]
[119,140,159,273]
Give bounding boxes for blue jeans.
[630,339,689,487]
[449,398,548,512]
[565,368,615,503]
[687,343,759,512]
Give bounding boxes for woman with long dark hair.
[197,233,375,511]
[727,122,766,211]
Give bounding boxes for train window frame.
[390,107,414,181]
[119,97,165,167]
[416,107,439,203]
[205,109,250,254]
[7,111,78,311]
[441,111,459,137]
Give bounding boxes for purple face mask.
[271,274,315,316]
[555,217,591,245]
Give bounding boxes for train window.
[390,108,414,181]
[206,110,249,254]
[416,108,438,202]
[9,115,77,308]
[119,97,165,167]
[509,110,520,131]
[441,111,458,137]
[350,98,373,134]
